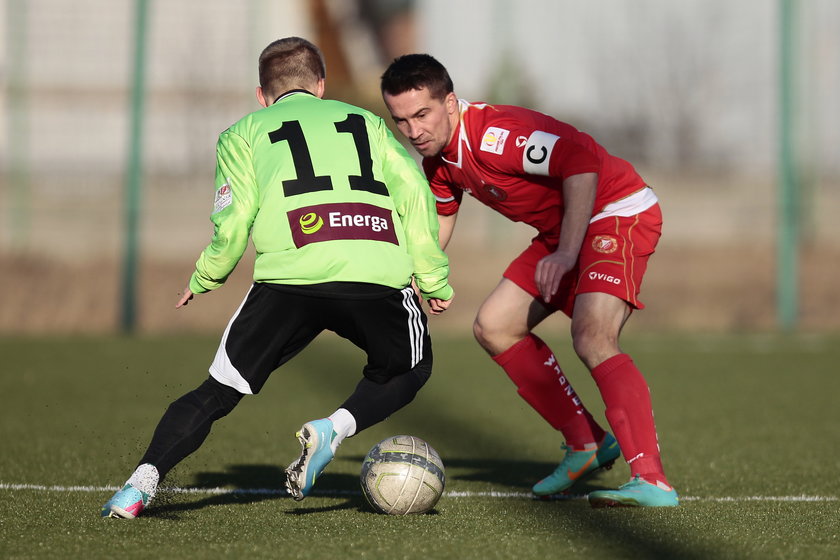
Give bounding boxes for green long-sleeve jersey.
[189,91,453,301]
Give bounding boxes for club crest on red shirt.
[482,184,508,201]
[592,235,619,254]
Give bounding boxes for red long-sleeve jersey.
[423,100,647,236]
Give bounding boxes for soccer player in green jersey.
[101,37,454,518]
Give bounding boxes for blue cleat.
[532,432,621,496]
[284,419,336,501]
[100,483,151,519]
[588,475,680,507]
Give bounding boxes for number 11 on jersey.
[269,113,388,197]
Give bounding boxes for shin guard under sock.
[493,334,604,448]
[591,353,668,485]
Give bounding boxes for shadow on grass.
[145,490,278,520]
[436,457,559,488]
[190,464,287,489]
[143,467,280,520]
[143,464,368,519]
[346,453,712,560]
[131,456,713,557]
[285,498,362,515]
[343,454,571,489]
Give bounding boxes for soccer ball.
[360,435,445,515]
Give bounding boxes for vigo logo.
[588,271,622,285]
[288,202,398,247]
[299,212,324,234]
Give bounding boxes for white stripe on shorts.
[590,186,658,223]
[400,287,425,367]
[208,285,255,395]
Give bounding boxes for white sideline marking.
[0,483,837,503]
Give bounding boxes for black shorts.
[208,282,431,394]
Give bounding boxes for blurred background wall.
[1,0,838,334]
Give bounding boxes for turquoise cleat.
[588,475,680,507]
[532,432,621,496]
[284,418,336,501]
[101,483,151,519]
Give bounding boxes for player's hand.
[175,288,194,308]
[535,250,577,303]
[427,296,453,315]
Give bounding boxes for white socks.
[127,463,159,497]
[327,408,357,454]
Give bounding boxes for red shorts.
[503,203,662,317]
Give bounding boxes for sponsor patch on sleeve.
[213,180,233,213]
[479,126,510,155]
[522,131,560,175]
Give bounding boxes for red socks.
[492,334,605,449]
[591,353,668,486]
[493,337,669,486]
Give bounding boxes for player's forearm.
[409,238,454,301]
[189,255,241,293]
[437,212,457,250]
[556,172,597,257]
[188,225,250,293]
[398,199,454,300]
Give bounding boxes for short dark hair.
[380,54,454,101]
[259,37,326,99]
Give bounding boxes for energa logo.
[299,212,324,234]
[288,202,398,247]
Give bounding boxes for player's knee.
[190,377,244,420]
[365,347,433,385]
[397,350,433,387]
[571,324,619,370]
[473,315,521,355]
[472,317,489,347]
[409,352,433,386]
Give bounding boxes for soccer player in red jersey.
[381,54,678,507]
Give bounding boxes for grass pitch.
[1,331,838,559]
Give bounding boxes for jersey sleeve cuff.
[189,273,212,295]
[422,284,454,301]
